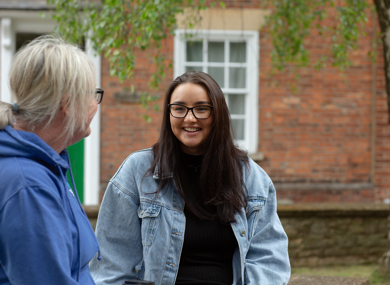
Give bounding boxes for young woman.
[0,35,102,284]
[91,71,290,285]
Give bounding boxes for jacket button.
[241,230,246,237]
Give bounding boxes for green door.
[67,139,84,203]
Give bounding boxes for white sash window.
[174,30,259,153]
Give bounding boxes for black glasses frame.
[168,103,213,119]
[96,88,104,104]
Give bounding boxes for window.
[174,30,259,154]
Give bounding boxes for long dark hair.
[148,71,249,224]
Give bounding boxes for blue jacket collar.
[0,125,70,169]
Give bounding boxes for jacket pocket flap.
[138,202,161,218]
[247,197,266,216]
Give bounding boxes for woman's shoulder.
[243,157,274,198]
[243,156,271,178]
[111,148,154,180]
[0,156,65,212]
[123,147,153,164]
[128,147,154,161]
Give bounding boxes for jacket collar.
[1,125,70,169]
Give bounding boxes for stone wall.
[84,205,99,230]
[84,203,390,267]
[279,203,389,267]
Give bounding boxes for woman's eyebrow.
[194,101,212,105]
[171,100,186,104]
[171,100,211,105]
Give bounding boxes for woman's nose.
[184,109,197,122]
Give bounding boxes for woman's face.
[169,83,213,155]
[84,97,98,137]
[69,96,98,146]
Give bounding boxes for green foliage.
[46,0,210,88]
[140,90,160,122]
[261,0,369,72]
[370,269,390,285]
[292,264,376,278]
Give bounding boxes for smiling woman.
[169,83,213,155]
[90,71,291,285]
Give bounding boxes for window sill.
[249,151,264,162]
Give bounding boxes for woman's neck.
[14,119,68,154]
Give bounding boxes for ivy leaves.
[46,0,208,88]
[262,0,369,72]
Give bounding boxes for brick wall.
[257,3,390,203]
[99,39,174,194]
[99,0,390,204]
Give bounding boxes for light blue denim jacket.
[90,148,290,285]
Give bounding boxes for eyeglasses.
[96,88,104,104]
[168,103,213,119]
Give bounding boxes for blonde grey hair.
[0,34,96,142]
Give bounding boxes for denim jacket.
[90,148,290,285]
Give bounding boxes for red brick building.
[1,0,389,205]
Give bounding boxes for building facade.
[1,0,389,205]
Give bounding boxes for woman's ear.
[60,96,69,115]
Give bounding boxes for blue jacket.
[0,125,99,284]
[90,148,290,285]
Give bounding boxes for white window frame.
[0,13,101,205]
[174,29,259,154]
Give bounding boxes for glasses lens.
[96,89,104,104]
[193,106,212,119]
[170,105,187,117]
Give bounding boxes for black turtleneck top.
[175,152,238,285]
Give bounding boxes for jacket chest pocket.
[137,201,161,246]
[246,197,266,240]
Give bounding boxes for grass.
[292,265,390,285]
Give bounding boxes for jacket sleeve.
[0,186,80,285]
[90,171,143,284]
[244,164,291,285]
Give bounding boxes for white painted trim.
[84,38,101,205]
[0,18,14,103]
[174,29,259,154]
[246,31,259,154]
[14,18,55,32]
[0,11,53,19]
[174,34,183,79]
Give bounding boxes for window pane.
[186,66,203,72]
[229,67,246,88]
[228,94,245,114]
[186,41,202,62]
[208,67,224,88]
[208,42,224,62]
[230,42,246,63]
[232,119,245,140]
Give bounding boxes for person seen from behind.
[0,35,102,284]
